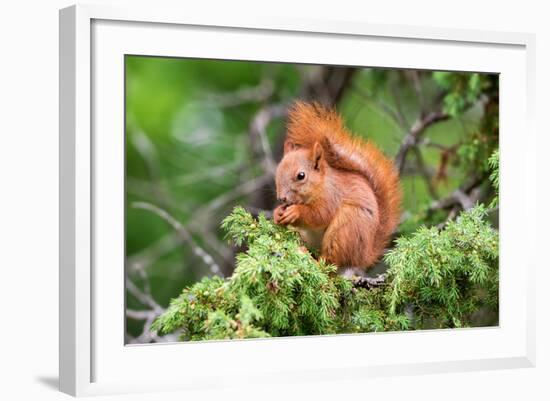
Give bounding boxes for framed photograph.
[59,4,536,396]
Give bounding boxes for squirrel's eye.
[296,172,306,181]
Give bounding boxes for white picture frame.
[59,3,536,397]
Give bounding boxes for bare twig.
[409,70,427,117]
[127,312,157,344]
[249,104,287,176]
[126,309,158,320]
[127,234,181,274]
[431,189,474,211]
[125,236,184,344]
[132,201,222,276]
[429,175,484,213]
[127,174,272,277]
[126,278,163,313]
[131,131,174,207]
[194,174,272,220]
[126,308,179,344]
[301,66,356,106]
[428,175,486,230]
[417,138,453,151]
[353,274,387,290]
[436,205,461,230]
[394,111,450,174]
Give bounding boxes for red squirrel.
[273,101,402,270]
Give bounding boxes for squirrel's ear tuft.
[284,139,296,154]
[312,142,323,170]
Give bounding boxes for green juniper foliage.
[152,204,499,340]
[432,72,499,177]
[385,205,498,328]
[432,72,489,117]
[488,149,499,208]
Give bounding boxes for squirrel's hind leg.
[321,204,379,270]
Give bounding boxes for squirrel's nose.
[278,197,287,204]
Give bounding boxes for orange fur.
[274,101,402,269]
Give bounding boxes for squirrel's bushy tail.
[286,101,402,263]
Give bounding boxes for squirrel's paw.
[277,204,300,225]
[273,205,287,225]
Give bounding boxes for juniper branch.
[151,205,498,341]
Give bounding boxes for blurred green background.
[125,55,498,343]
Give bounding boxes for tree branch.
[429,175,484,213]
[394,111,450,174]
[126,278,163,313]
[126,309,158,320]
[249,104,287,176]
[352,274,387,290]
[194,174,272,220]
[132,201,222,276]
